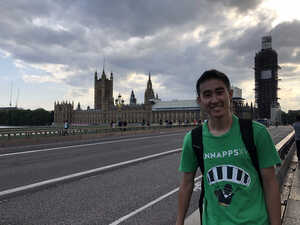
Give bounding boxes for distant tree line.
[281,111,300,125]
[0,108,54,126]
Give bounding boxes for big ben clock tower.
[254,36,280,119]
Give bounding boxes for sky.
[1,0,300,112]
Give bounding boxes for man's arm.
[176,171,196,225]
[261,166,281,225]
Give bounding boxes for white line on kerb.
[0,133,182,158]
[109,175,202,225]
[0,148,182,200]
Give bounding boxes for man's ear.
[197,96,201,104]
[229,89,233,100]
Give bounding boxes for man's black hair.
[196,69,231,97]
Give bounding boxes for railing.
[276,131,295,159]
[274,131,295,189]
[0,124,196,140]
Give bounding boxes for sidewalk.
[282,152,300,225]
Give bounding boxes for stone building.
[54,66,258,125]
[54,69,202,125]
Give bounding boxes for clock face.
[261,70,272,79]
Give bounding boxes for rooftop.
[152,99,200,111]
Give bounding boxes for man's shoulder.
[251,119,267,131]
[183,130,192,142]
[236,118,266,133]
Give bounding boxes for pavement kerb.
[0,148,181,201]
[184,210,200,225]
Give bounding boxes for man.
[63,120,69,135]
[176,70,281,225]
[293,115,300,162]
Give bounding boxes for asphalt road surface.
[0,125,294,225]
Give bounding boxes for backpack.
[191,118,262,224]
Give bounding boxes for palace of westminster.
[54,36,281,125]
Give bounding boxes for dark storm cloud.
[272,20,300,64]
[0,0,262,72]
[214,0,261,12]
[1,0,300,105]
[54,0,206,37]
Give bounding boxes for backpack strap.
[238,118,263,185]
[191,126,204,224]
[191,126,204,174]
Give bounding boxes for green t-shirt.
[179,115,281,225]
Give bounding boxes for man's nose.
[210,93,218,103]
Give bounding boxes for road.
[0,125,294,225]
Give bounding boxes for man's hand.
[175,172,196,225]
[261,166,281,225]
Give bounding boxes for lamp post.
[115,94,124,125]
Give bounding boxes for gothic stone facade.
[54,70,201,125]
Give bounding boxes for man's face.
[197,79,233,119]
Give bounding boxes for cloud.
[216,0,262,12]
[22,74,59,84]
[1,0,300,111]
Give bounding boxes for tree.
[0,108,53,126]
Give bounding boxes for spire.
[110,71,113,80]
[130,90,136,105]
[147,72,152,89]
[103,57,105,72]
[95,70,98,80]
[101,68,106,79]
[144,72,155,104]
[101,58,106,79]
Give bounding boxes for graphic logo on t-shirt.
[207,165,251,206]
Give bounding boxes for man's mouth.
[210,104,223,111]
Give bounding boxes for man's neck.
[208,113,233,136]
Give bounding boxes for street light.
[115,94,124,112]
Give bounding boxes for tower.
[54,101,74,123]
[144,72,155,104]
[254,36,280,119]
[130,90,137,105]
[94,68,114,111]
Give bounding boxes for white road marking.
[0,148,182,200]
[109,176,202,225]
[193,180,202,192]
[0,133,182,158]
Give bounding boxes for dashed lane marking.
[109,176,202,225]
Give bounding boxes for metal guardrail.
[274,130,295,189]
[276,131,295,159]
[0,124,196,139]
